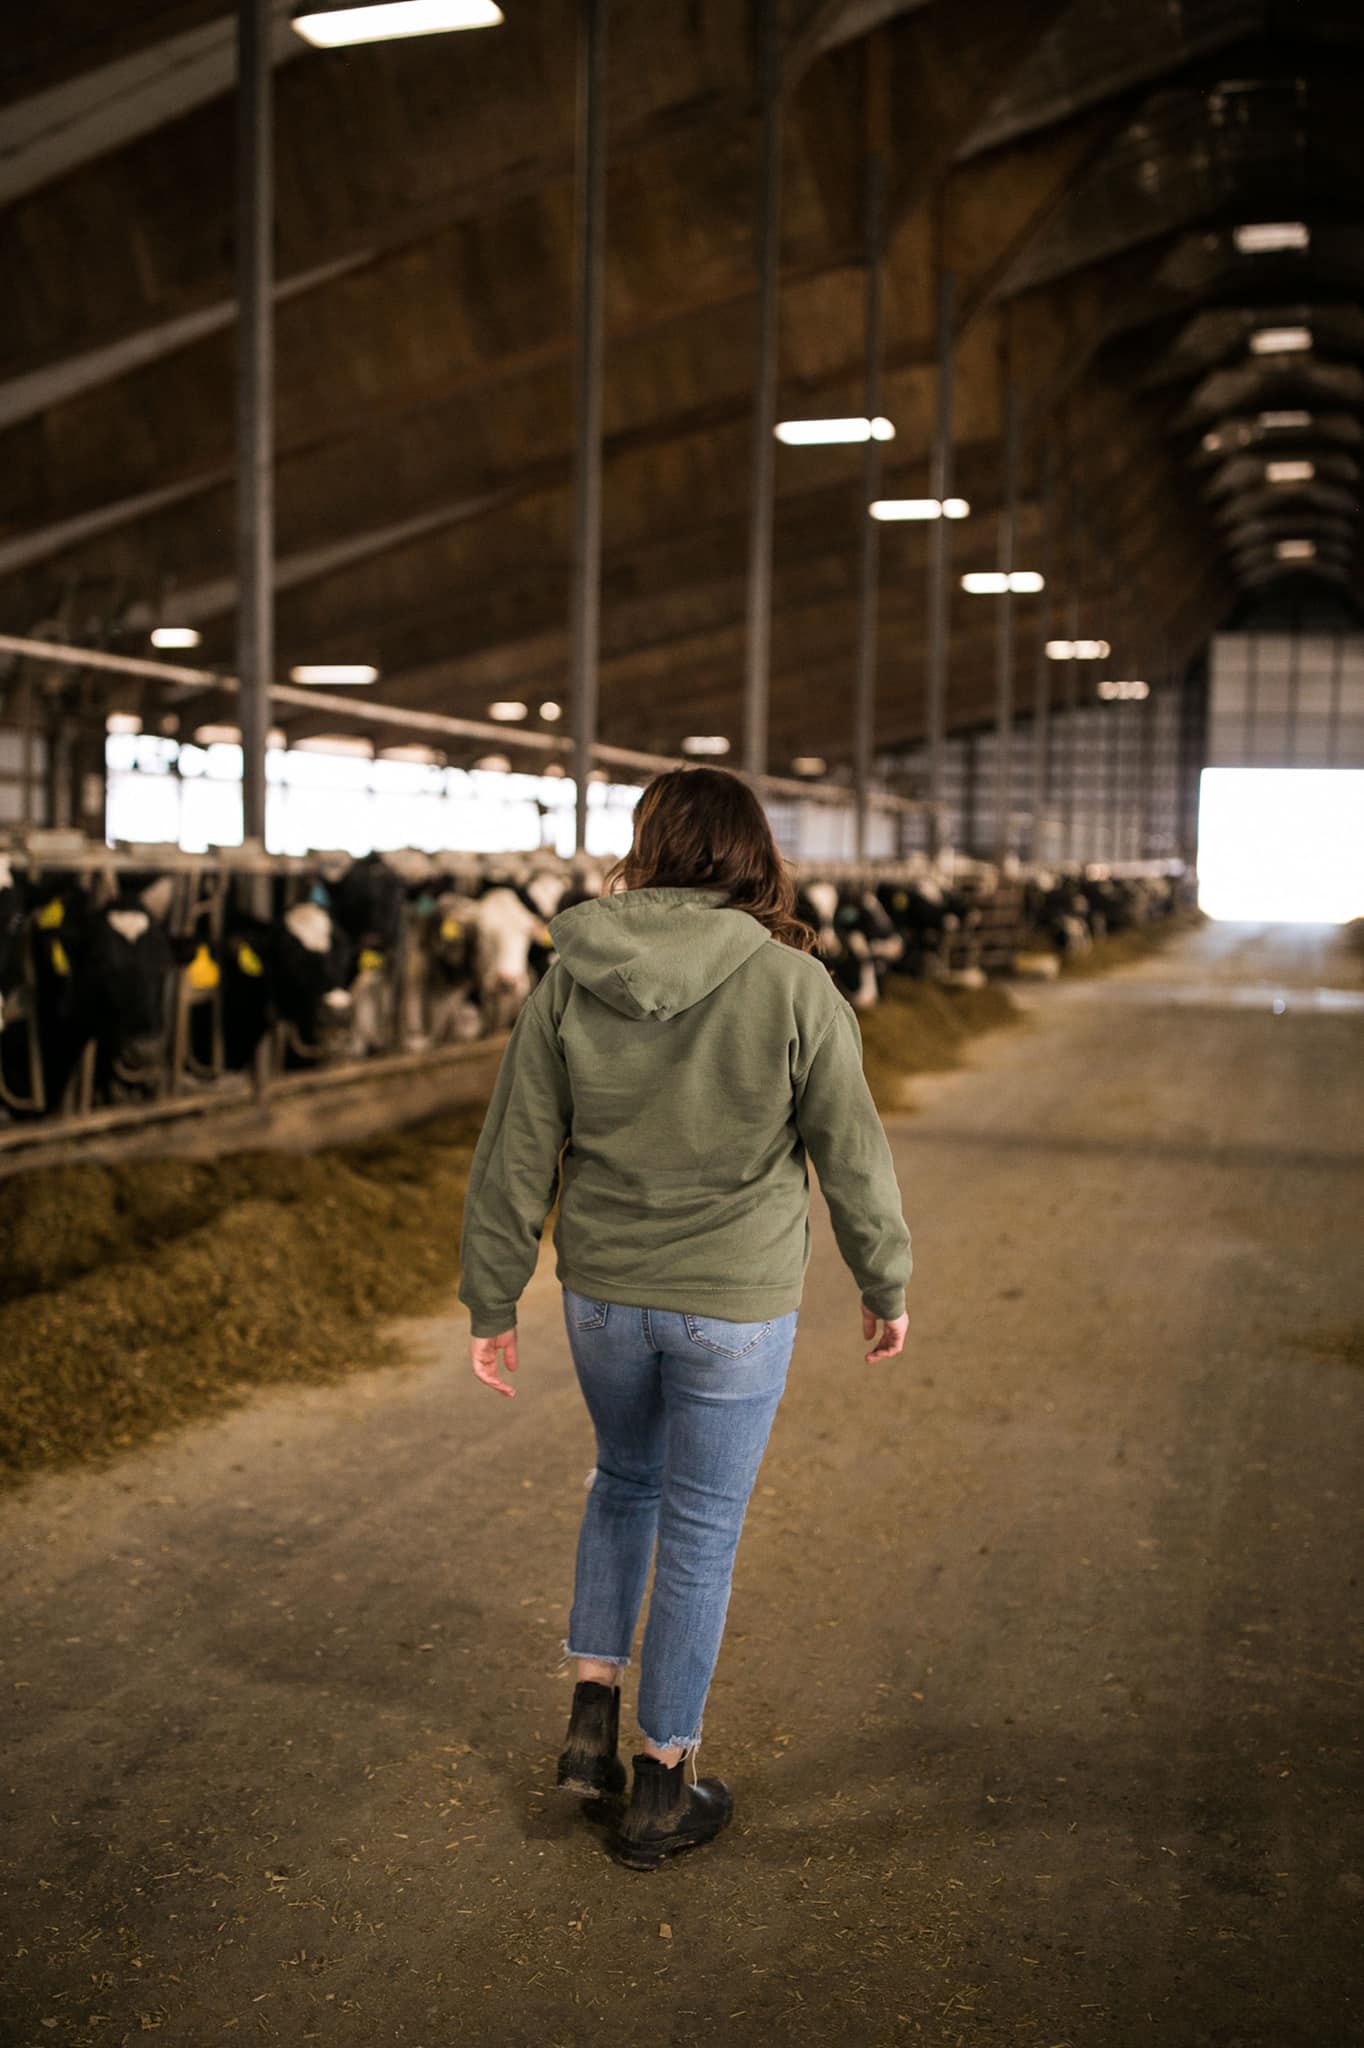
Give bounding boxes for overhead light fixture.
[194,724,243,746]
[380,744,443,764]
[488,700,529,722]
[150,626,201,649]
[1201,430,1223,453]
[1234,222,1310,254]
[1265,459,1315,483]
[775,417,895,445]
[542,761,569,779]
[681,735,731,757]
[539,700,563,721]
[1276,538,1316,561]
[869,496,971,522]
[1250,325,1312,355]
[1258,409,1311,430]
[1045,638,1111,660]
[961,571,1044,594]
[473,752,512,772]
[290,664,379,686]
[1097,679,1150,702]
[106,712,143,734]
[295,734,373,756]
[791,756,828,778]
[292,1,503,48]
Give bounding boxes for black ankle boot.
[556,1681,627,1800]
[612,1752,733,1871]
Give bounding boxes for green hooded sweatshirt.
[457,886,911,1337]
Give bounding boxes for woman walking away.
[459,767,910,1870]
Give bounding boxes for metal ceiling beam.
[0,254,370,435]
[0,5,303,210]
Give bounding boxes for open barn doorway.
[1197,767,1364,922]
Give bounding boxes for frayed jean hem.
[561,1639,630,1669]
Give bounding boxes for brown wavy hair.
[606,766,814,951]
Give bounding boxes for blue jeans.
[562,1287,799,1751]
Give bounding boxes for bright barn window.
[1197,769,1364,922]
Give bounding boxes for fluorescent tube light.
[1275,538,1316,560]
[194,724,243,745]
[791,756,827,777]
[538,700,563,721]
[963,570,1045,594]
[1234,222,1310,253]
[106,713,143,734]
[1251,325,1312,355]
[488,700,529,721]
[1258,409,1311,429]
[290,664,379,686]
[293,2,503,48]
[1046,639,1111,660]
[681,735,731,757]
[869,496,972,522]
[295,734,373,756]
[775,417,895,445]
[150,626,201,649]
[1265,459,1314,483]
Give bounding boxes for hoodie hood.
[548,886,771,1021]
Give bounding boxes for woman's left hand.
[471,1328,519,1398]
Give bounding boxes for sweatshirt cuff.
[467,1304,518,1339]
[861,1285,907,1321]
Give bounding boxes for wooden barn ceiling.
[1,0,1362,778]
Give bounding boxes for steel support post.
[1063,489,1083,863]
[992,376,1019,864]
[743,0,781,784]
[235,0,273,855]
[924,257,955,854]
[571,0,607,856]
[1028,438,1054,860]
[852,151,885,860]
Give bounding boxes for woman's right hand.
[862,1305,908,1363]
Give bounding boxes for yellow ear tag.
[50,937,71,977]
[188,943,221,990]
[237,941,264,978]
[38,897,65,929]
[536,926,553,948]
[358,947,385,974]
[439,916,463,942]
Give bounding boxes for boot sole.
[611,1826,727,1871]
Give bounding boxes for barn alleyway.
[2,922,1361,2048]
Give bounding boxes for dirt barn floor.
[2,922,1362,2048]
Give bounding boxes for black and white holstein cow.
[0,871,180,1115]
[797,882,903,1010]
[194,898,356,1074]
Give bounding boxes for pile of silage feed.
[0,1113,484,1484]
[856,978,1021,1112]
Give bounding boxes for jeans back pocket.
[564,1288,609,1331]
[683,1312,773,1358]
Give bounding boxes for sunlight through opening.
[1197,769,1364,922]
